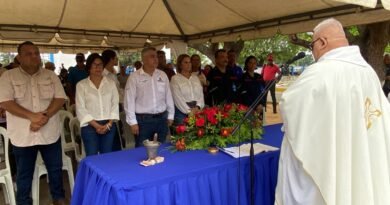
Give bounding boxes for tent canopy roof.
[0,0,389,53]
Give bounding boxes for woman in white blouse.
[76,53,119,156]
[170,54,204,125]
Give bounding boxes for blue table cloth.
[71,124,284,205]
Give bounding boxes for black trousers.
[265,81,277,113]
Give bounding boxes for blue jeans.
[135,112,168,147]
[12,138,64,205]
[81,120,116,156]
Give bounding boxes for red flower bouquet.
[171,103,263,151]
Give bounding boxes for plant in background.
[171,103,263,151]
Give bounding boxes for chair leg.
[5,175,16,205]
[2,183,10,204]
[65,157,75,194]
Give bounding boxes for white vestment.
[275,46,390,205]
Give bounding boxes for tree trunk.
[189,40,244,63]
[223,40,245,56]
[352,21,390,81]
[289,34,310,49]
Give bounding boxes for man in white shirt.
[0,41,67,205]
[275,18,390,205]
[124,47,174,147]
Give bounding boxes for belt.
[135,111,166,118]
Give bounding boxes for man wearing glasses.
[275,18,390,205]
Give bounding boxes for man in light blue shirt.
[67,53,88,104]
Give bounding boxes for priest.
[275,18,390,205]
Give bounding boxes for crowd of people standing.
[0,42,277,204]
[0,17,389,205]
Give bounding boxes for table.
[71,124,283,205]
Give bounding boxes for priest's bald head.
[311,18,349,61]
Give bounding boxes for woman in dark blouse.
[240,56,266,118]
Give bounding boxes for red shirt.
[262,64,281,81]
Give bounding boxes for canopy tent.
[0,0,389,53]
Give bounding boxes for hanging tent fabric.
[0,0,388,53]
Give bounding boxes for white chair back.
[58,110,76,154]
[32,153,74,205]
[0,127,11,171]
[69,117,85,162]
[64,97,70,112]
[0,127,16,205]
[68,104,76,117]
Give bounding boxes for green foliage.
[117,51,141,67]
[0,53,16,66]
[296,32,313,41]
[346,26,359,36]
[345,25,389,55]
[187,47,213,65]
[385,43,390,53]
[237,34,310,66]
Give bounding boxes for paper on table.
[221,143,279,158]
[140,156,165,167]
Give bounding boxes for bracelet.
[106,124,110,131]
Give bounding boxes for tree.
[0,53,16,66]
[189,21,390,77]
[187,47,213,66]
[349,21,390,80]
[238,34,310,66]
[290,21,390,81]
[189,34,313,69]
[188,40,244,63]
[118,51,141,67]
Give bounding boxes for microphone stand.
[208,86,218,107]
[231,76,278,205]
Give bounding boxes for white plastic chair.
[69,118,85,162]
[31,141,75,205]
[72,117,121,160]
[0,127,16,205]
[64,97,70,112]
[58,110,79,155]
[68,104,76,117]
